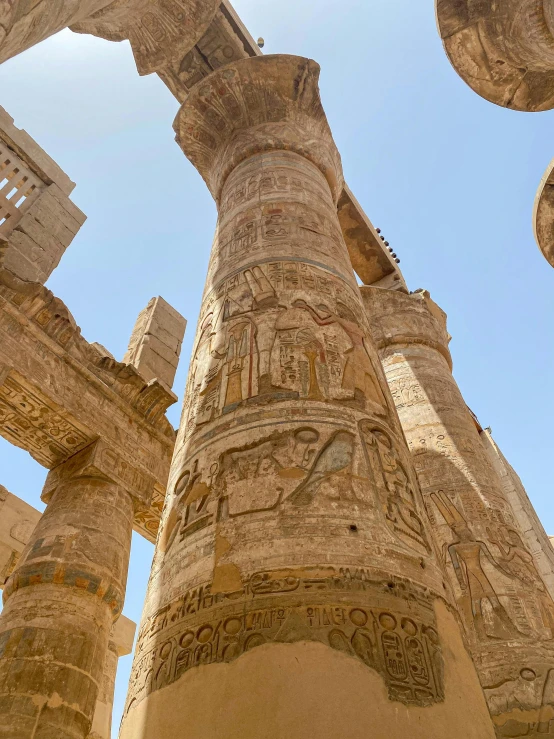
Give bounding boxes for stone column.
[87,616,136,739]
[362,286,554,738]
[0,441,135,739]
[119,55,495,739]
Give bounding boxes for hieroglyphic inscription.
[182,261,389,442]
[0,370,93,467]
[126,570,444,714]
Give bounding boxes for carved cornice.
[436,0,554,111]
[173,55,344,203]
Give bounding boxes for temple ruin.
[0,1,552,738]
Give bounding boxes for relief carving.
[182,261,389,441]
[0,369,94,467]
[360,421,431,556]
[431,490,554,645]
[125,571,445,714]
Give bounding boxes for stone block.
[112,615,136,658]
[0,106,75,196]
[124,297,186,389]
[0,486,41,586]
[28,195,76,247]
[47,183,87,227]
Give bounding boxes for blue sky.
[0,0,553,734]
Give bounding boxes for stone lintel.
[338,185,406,289]
[70,0,221,76]
[534,157,554,268]
[124,296,187,391]
[112,613,136,657]
[0,270,176,541]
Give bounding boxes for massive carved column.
[118,55,495,739]
[362,286,554,738]
[0,441,136,739]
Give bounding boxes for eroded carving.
[126,571,444,713]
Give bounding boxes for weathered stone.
[480,427,554,600]
[0,111,86,283]
[124,296,187,390]
[435,0,554,111]
[338,186,406,290]
[534,157,554,268]
[87,615,135,739]
[71,0,221,77]
[0,446,135,738]
[0,486,41,585]
[362,285,554,737]
[118,55,496,739]
[0,487,136,739]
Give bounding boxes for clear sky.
[0,0,553,735]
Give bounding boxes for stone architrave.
[0,440,142,739]
[118,55,495,739]
[0,0,115,64]
[362,286,554,738]
[436,0,554,112]
[0,0,221,70]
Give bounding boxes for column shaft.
[0,450,134,739]
[119,55,495,739]
[362,286,554,738]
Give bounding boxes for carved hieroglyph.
[71,0,221,76]
[118,55,495,739]
[362,286,554,738]
[436,0,554,111]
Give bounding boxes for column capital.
[534,155,554,268]
[436,0,554,111]
[42,438,156,508]
[360,286,452,369]
[173,54,344,203]
[71,0,221,76]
